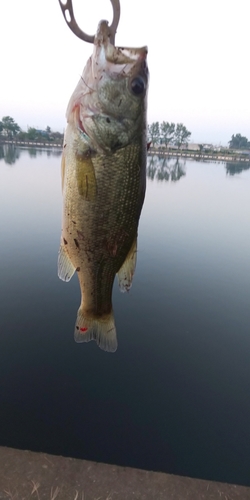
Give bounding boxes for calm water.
[1,145,250,486]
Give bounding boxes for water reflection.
[225,161,250,176]
[0,144,62,164]
[0,144,20,164]
[28,148,37,157]
[147,155,186,182]
[1,150,250,485]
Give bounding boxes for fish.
[58,20,149,352]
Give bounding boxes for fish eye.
[130,77,145,96]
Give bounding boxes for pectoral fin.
[117,237,137,292]
[76,156,97,201]
[58,242,76,282]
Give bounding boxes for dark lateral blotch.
[74,238,80,249]
[63,238,68,245]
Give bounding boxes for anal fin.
[117,237,137,292]
[58,242,75,282]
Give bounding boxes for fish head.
[67,20,149,152]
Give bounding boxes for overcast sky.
[1,0,249,144]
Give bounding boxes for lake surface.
[1,145,250,486]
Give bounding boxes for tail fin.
[74,308,117,353]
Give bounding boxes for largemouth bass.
[58,20,149,352]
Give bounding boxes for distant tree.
[174,123,191,148]
[17,131,28,141]
[148,122,160,146]
[52,131,64,140]
[46,126,51,134]
[0,121,3,134]
[1,116,20,137]
[27,127,37,140]
[160,122,175,147]
[229,134,250,150]
[198,144,203,152]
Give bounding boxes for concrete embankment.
[0,446,249,500]
[1,141,250,163]
[150,149,250,163]
[0,140,63,148]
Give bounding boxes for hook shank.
[58,0,120,45]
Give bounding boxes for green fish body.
[58,21,149,352]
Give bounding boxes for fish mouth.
[94,20,148,76]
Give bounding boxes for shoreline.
[1,140,250,163]
[149,148,250,163]
[0,139,63,148]
[1,446,250,499]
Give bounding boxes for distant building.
[186,143,200,151]
[35,130,47,136]
[212,145,229,152]
[238,150,250,156]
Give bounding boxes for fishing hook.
[58,0,120,45]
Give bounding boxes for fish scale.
[63,138,145,307]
